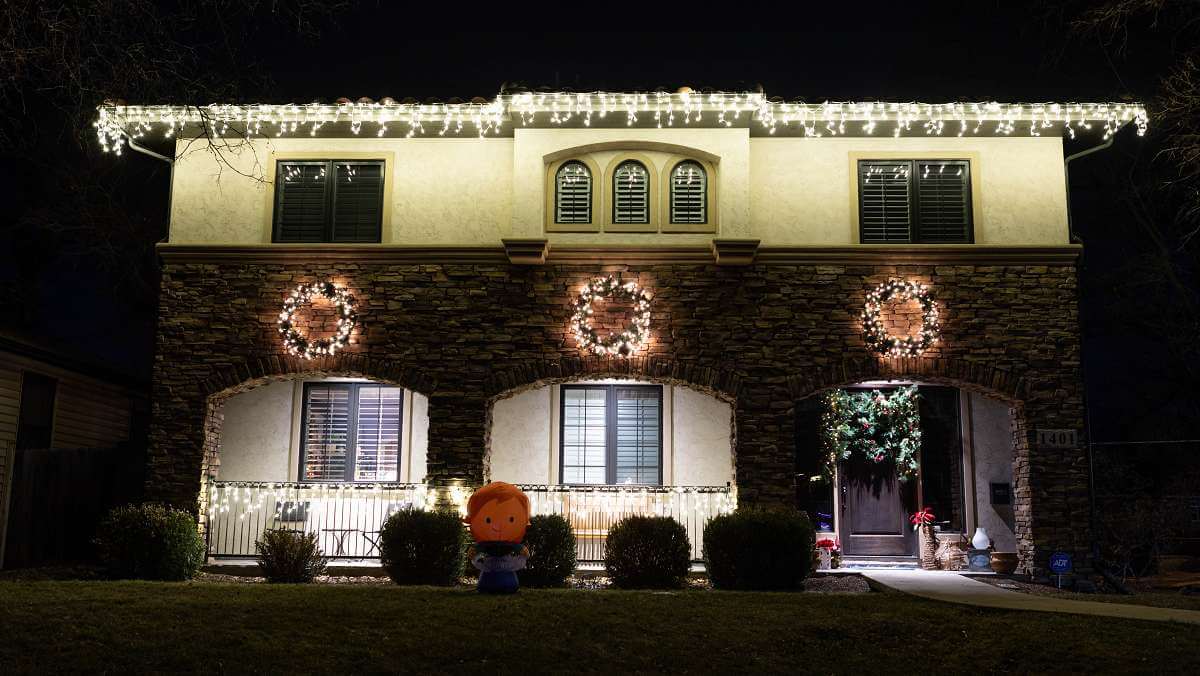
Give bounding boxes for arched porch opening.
[198,356,433,561]
[484,357,740,562]
[787,358,1033,574]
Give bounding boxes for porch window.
[858,159,972,243]
[300,382,402,482]
[560,384,662,485]
[273,160,385,243]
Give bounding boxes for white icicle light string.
[570,276,653,358]
[278,280,358,360]
[93,92,1149,154]
[861,278,941,358]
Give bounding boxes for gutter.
[1063,135,1116,244]
[124,135,175,241]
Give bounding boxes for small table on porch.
[322,528,359,557]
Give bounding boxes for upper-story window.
[669,160,707,224]
[274,160,385,243]
[612,160,651,224]
[554,161,593,224]
[560,384,662,485]
[858,159,973,243]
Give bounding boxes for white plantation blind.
[560,385,662,485]
[612,161,650,224]
[274,160,384,243]
[614,386,662,484]
[561,387,608,484]
[353,386,402,482]
[669,161,706,224]
[858,160,912,243]
[302,385,351,481]
[858,159,972,243]
[302,383,403,482]
[555,161,592,223]
[915,161,971,242]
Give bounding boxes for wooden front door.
[839,456,916,556]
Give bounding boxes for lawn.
[1,581,1198,674]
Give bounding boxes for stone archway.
[785,356,1035,574]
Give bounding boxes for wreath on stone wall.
[277,281,358,360]
[861,278,940,357]
[820,385,922,481]
[569,276,653,357]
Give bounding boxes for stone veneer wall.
[149,260,1087,573]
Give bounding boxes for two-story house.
[95,90,1146,573]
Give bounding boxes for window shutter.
[353,385,402,482]
[275,162,330,242]
[302,385,351,481]
[915,161,972,242]
[613,386,661,485]
[858,161,912,243]
[669,161,706,224]
[331,161,384,242]
[555,161,592,223]
[561,387,608,484]
[612,161,650,224]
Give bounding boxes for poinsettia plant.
[821,385,921,481]
[910,507,936,531]
[815,538,839,551]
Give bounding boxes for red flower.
[873,452,886,462]
[816,538,837,550]
[909,507,936,527]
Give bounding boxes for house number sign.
[1036,429,1078,448]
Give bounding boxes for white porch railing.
[205,481,735,563]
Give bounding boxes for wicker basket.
[919,525,939,570]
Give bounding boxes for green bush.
[94,503,205,581]
[379,508,467,585]
[604,515,691,589]
[703,508,815,590]
[255,530,328,583]
[519,514,577,587]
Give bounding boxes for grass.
[1,581,1199,674]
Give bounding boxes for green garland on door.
[820,385,921,481]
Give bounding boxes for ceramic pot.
[971,527,990,550]
[990,552,1018,574]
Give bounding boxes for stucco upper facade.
[166,131,1070,247]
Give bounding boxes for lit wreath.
[277,281,358,360]
[861,278,940,357]
[570,276,653,357]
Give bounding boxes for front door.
[839,456,916,556]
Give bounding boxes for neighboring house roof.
[93,88,1147,150]
[0,330,149,394]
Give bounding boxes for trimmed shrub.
[604,515,691,589]
[703,508,815,590]
[379,508,467,585]
[519,514,577,587]
[94,503,205,581]
[255,530,328,583]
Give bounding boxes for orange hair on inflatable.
[465,481,530,523]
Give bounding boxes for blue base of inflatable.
[478,570,519,594]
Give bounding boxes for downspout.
[124,134,175,241]
[1062,132,1115,577]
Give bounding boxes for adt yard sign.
[1050,552,1072,574]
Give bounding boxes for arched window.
[554,161,592,223]
[612,160,650,224]
[669,160,707,224]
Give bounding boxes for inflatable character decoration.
[464,482,530,594]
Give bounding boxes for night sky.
[2,9,1188,443]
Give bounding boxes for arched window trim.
[658,154,718,234]
[668,160,708,225]
[554,160,593,225]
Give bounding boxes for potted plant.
[910,507,938,570]
[815,538,841,570]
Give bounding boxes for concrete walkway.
[863,570,1200,625]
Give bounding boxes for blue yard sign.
[1050,552,1072,574]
